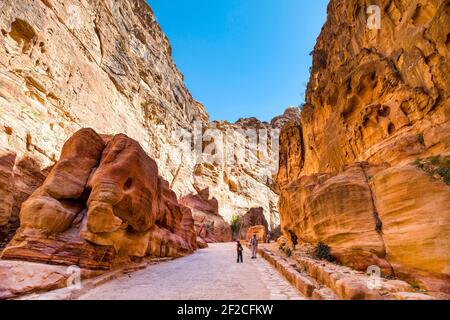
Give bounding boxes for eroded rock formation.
[190,108,300,229]
[0,0,288,243]
[238,207,269,241]
[180,189,232,243]
[277,0,450,293]
[1,129,197,269]
[0,150,15,229]
[0,0,211,249]
[246,225,267,243]
[0,152,47,248]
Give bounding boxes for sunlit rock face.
[301,0,449,175]
[0,0,292,241]
[0,0,208,241]
[277,0,450,293]
[1,129,197,269]
[0,0,208,170]
[189,108,301,230]
[0,151,47,248]
[246,225,267,243]
[238,207,269,241]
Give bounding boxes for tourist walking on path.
[236,241,243,263]
[251,234,258,259]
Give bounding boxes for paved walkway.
[77,243,305,300]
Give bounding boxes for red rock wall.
[0,0,286,244]
[0,152,46,249]
[0,0,209,251]
[277,0,450,293]
[0,0,207,214]
[0,151,16,229]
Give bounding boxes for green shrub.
[437,166,450,185]
[417,133,425,145]
[430,155,440,165]
[314,242,335,262]
[414,155,450,185]
[413,158,424,169]
[285,248,292,257]
[408,280,423,292]
[230,214,243,236]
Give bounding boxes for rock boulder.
[1,129,197,269]
[180,189,232,243]
[239,207,269,240]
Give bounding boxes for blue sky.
[148,0,329,122]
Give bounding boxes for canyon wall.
[0,0,206,244]
[0,0,283,245]
[190,109,300,229]
[0,0,207,182]
[277,0,449,293]
[238,207,269,241]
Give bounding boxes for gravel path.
[77,243,305,300]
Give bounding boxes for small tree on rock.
[230,214,243,239]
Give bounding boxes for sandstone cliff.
[0,0,287,243]
[238,207,269,241]
[0,0,210,245]
[277,0,450,293]
[180,188,232,243]
[190,114,294,229]
[0,0,207,174]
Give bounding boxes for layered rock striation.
[238,207,269,241]
[277,0,450,293]
[0,0,208,247]
[0,0,207,177]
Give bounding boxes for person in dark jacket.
[236,240,243,263]
[250,234,258,259]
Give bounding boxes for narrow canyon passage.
[76,243,305,300]
[0,0,448,301]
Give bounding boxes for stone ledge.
[257,245,438,300]
[256,246,336,300]
[4,257,175,300]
